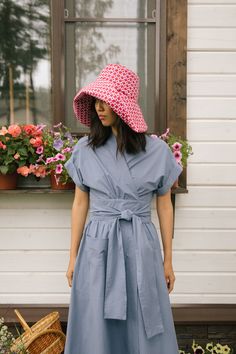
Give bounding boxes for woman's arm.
[156,189,176,293]
[66,186,89,287]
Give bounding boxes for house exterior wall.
[0,0,236,305]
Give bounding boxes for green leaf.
[0,165,9,174]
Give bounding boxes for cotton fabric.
[73,64,148,133]
[64,133,182,354]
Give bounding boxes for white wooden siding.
[0,0,236,305]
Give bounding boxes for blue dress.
[64,133,183,354]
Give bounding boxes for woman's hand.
[163,261,176,293]
[66,257,76,287]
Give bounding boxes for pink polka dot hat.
[73,64,148,133]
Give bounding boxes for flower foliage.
[0,316,29,354]
[179,339,234,354]
[0,124,46,176]
[39,122,79,185]
[151,128,193,168]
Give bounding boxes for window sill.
[0,188,74,194]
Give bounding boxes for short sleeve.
[155,142,183,196]
[64,140,89,192]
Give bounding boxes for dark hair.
[86,105,147,155]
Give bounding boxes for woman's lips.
[99,115,105,120]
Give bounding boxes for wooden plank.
[171,294,236,304]
[0,229,70,250]
[0,209,71,228]
[188,97,236,118]
[167,0,187,138]
[173,274,236,293]
[0,194,73,210]
[187,52,236,74]
[188,74,236,96]
[176,186,236,207]
[172,251,236,271]
[189,0,236,5]
[174,208,236,229]
[0,273,68,293]
[187,120,236,141]
[188,28,236,50]
[0,252,69,271]
[188,5,236,27]
[187,142,236,163]
[173,230,236,250]
[187,164,236,185]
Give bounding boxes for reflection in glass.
[0,0,51,126]
[66,22,155,132]
[74,0,155,19]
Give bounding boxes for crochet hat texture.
[73,64,148,133]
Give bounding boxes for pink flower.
[36,146,44,154]
[0,126,8,135]
[14,152,20,159]
[30,136,43,147]
[55,153,66,161]
[55,163,63,174]
[52,156,59,162]
[173,150,182,163]
[0,141,7,150]
[62,147,71,153]
[8,124,22,137]
[17,166,30,177]
[46,157,53,164]
[159,127,170,140]
[172,142,182,151]
[150,134,158,139]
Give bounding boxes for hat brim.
[73,78,148,133]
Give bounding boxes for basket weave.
[11,309,66,354]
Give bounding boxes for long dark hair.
[86,102,147,155]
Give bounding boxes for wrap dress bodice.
[64,133,183,347]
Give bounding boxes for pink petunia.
[46,157,53,164]
[172,142,182,151]
[62,147,72,153]
[36,146,44,154]
[173,150,182,163]
[55,153,66,161]
[55,163,63,174]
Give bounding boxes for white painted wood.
[187,120,236,141]
[188,5,236,27]
[176,186,236,207]
[187,164,236,185]
[0,294,71,304]
[187,142,236,163]
[1,229,70,250]
[187,52,236,74]
[0,252,69,271]
[172,251,236,271]
[188,28,236,50]
[173,230,236,250]
[170,294,236,304]
[0,273,68,293]
[187,97,236,118]
[189,1,236,5]
[188,74,236,96]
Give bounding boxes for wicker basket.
[11,309,66,354]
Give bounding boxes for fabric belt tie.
[89,199,164,339]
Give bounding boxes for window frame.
[50,0,187,193]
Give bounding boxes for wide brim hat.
[73,64,148,133]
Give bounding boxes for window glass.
[74,0,154,19]
[0,0,51,126]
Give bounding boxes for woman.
[64,64,182,354]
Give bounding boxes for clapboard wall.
[0,0,236,305]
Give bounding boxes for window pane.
[71,0,155,19]
[0,0,51,126]
[65,22,155,133]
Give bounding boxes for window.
[0,0,51,126]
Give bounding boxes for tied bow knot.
[120,209,133,221]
